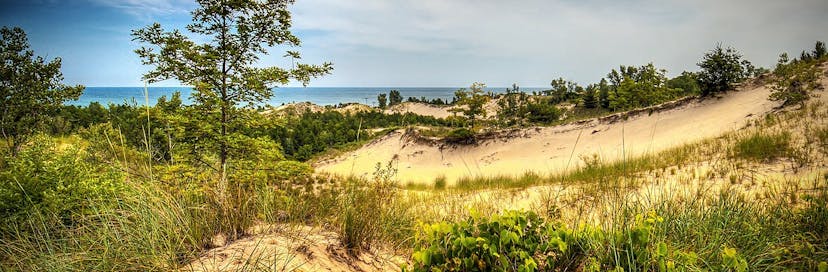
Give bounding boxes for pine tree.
[377,93,387,108]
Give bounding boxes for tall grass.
[733,130,791,161]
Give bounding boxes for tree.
[667,71,700,96]
[133,0,332,184]
[697,44,751,96]
[377,93,387,108]
[0,27,84,155]
[388,89,402,106]
[605,63,676,110]
[545,78,580,104]
[581,85,598,108]
[598,78,611,109]
[451,82,489,127]
[814,41,826,59]
[525,99,560,124]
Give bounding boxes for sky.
[0,0,827,87]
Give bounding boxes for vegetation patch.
[733,131,791,161]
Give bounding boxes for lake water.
[69,86,548,107]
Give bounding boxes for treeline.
[377,89,451,108]
[271,110,453,160]
[45,93,453,162]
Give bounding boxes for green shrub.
[445,128,476,144]
[409,210,573,272]
[770,56,821,106]
[733,131,790,161]
[525,101,561,124]
[0,136,124,231]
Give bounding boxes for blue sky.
[1,0,827,87]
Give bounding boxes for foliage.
[272,110,451,160]
[496,84,530,126]
[409,210,572,272]
[0,136,123,233]
[545,78,582,104]
[406,95,448,105]
[389,89,403,106]
[132,0,332,180]
[377,93,387,108]
[0,27,84,155]
[451,82,489,126]
[582,84,599,108]
[815,41,826,59]
[525,99,561,124]
[770,48,822,106]
[667,71,701,96]
[697,44,752,96]
[444,128,476,144]
[606,63,679,110]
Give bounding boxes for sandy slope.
[317,83,782,185]
[384,102,456,119]
[184,225,403,272]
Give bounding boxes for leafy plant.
[697,44,752,96]
[0,136,124,233]
[409,210,574,272]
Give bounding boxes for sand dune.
[384,102,456,119]
[316,83,784,185]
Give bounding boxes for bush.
[409,210,573,272]
[770,54,821,106]
[0,136,124,231]
[697,45,751,96]
[525,101,561,124]
[445,128,476,144]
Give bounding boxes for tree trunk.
[218,10,229,203]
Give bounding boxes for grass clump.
[337,162,413,252]
[733,131,791,161]
[433,175,447,190]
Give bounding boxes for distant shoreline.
[69,86,550,107]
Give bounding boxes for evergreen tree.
[377,93,387,108]
[0,27,84,155]
[388,90,402,106]
[451,82,489,127]
[598,78,610,109]
[814,41,826,59]
[582,85,598,108]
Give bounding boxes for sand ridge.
[316,83,782,185]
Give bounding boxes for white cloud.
[88,0,193,19]
[289,0,828,86]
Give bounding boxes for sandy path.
[317,84,780,185]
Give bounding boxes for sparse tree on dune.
[697,44,751,96]
[377,93,387,108]
[132,0,332,200]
